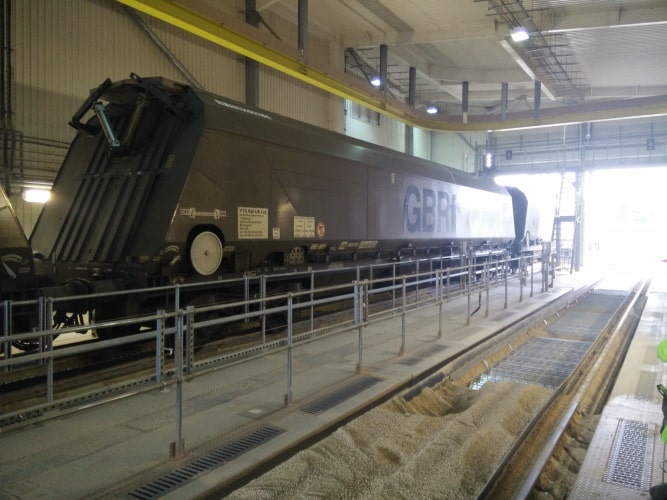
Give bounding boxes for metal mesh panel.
[548,294,625,341]
[470,337,590,389]
[603,419,653,490]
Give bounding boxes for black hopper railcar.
[3,74,547,349]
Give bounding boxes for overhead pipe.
[117,0,667,131]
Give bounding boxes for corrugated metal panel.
[260,68,330,128]
[144,13,245,100]
[254,7,333,127]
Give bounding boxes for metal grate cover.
[301,376,381,414]
[126,425,284,499]
[548,294,625,341]
[470,337,590,389]
[603,419,653,490]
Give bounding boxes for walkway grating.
[603,419,653,490]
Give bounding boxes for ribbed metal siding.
[256,8,333,128]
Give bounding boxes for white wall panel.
[345,100,405,153]
[412,127,432,161]
[431,131,485,173]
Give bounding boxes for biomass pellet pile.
[227,379,552,499]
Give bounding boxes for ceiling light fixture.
[370,75,382,87]
[510,26,529,42]
[22,188,51,204]
[426,105,438,114]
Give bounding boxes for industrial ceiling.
[120,0,667,131]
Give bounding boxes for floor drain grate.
[603,419,653,490]
[126,424,284,499]
[301,377,381,414]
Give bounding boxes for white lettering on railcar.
[214,99,272,120]
[238,207,269,239]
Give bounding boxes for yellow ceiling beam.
[117,0,667,132]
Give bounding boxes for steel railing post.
[185,305,195,373]
[504,256,509,310]
[46,297,54,403]
[261,275,267,344]
[466,258,472,326]
[310,270,315,331]
[174,308,184,457]
[400,276,406,355]
[392,262,396,311]
[38,296,45,364]
[446,267,450,300]
[519,256,524,303]
[2,300,10,372]
[437,269,443,339]
[355,281,364,373]
[156,309,165,385]
[244,274,250,321]
[485,262,490,318]
[286,293,293,406]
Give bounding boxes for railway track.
[214,279,645,498]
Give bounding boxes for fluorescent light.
[484,153,495,169]
[426,105,438,114]
[23,188,51,203]
[370,75,382,87]
[511,26,529,42]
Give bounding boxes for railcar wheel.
[11,339,40,352]
[10,311,84,352]
[190,231,223,276]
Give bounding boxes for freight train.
[1,74,551,351]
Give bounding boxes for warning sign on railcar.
[238,207,268,239]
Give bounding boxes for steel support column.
[405,66,416,155]
[245,0,260,107]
